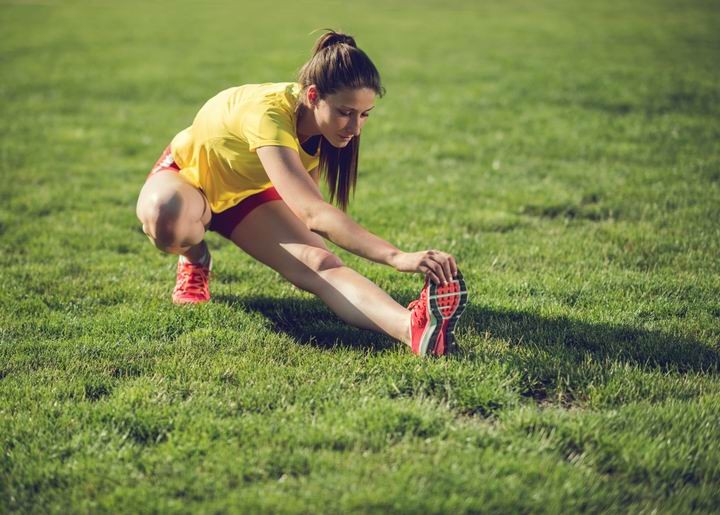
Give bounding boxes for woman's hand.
[391,250,458,285]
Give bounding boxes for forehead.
[326,87,376,109]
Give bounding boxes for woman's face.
[311,86,376,148]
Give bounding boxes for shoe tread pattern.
[428,271,468,355]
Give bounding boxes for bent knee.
[137,193,188,251]
[138,190,183,224]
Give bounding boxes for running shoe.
[408,270,468,356]
[172,257,212,304]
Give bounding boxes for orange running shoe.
[408,271,468,356]
[172,257,212,305]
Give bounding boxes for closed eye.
[338,107,374,117]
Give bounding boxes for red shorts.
[147,145,282,240]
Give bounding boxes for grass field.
[1,0,719,512]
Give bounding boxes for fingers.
[448,254,458,278]
[440,254,453,283]
[422,250,458,285]
[420,259,443,285]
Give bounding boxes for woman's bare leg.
[230,200,412,346]
[136,170,212,262]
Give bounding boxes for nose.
[346,115,363,136]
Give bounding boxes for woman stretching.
[135,31,468,357]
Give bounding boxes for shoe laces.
[408,282,429,326]
[175,262,210,295]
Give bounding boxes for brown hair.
[297,30,385,211]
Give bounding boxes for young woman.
[136,31,468,357]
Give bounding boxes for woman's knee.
[137,190,184,247]
[137,185,207,254]
[306,246,344,273]
[286,246,344,290]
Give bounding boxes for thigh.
[229,200,340,284]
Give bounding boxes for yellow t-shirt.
[170,82,320,213]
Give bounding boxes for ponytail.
[311,31,357,54]
[297,30,384,211]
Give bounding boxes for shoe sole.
[423,271,468,356]
[172,296,211,305]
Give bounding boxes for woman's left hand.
[390,250,458,285]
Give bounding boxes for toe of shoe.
[172,294,210,305]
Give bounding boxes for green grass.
[1,0,719,512]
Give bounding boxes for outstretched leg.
[229,200,412,347]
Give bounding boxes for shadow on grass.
[464,304,719,373]
[214,293,398,353]
[215,294,719,374]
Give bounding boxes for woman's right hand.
[390,250,458,285]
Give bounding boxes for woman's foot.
[172,255,212,304]
[407,271,468,356]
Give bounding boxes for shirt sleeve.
[242,104,299,153]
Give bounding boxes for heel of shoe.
[428,271,468,355]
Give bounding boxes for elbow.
[302,200,330,233]
[282,198,318,228]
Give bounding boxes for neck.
[296,103,320,144]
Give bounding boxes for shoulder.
[239,82,300,111]
[239,83,302,131]
[234,83,303,151]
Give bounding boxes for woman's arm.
[256,146,457,283]
[309,166,320,187]
[257,146,399,265]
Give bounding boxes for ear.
[307,85,319,106]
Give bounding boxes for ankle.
[402,313,413,347]
[180,242,211,266]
